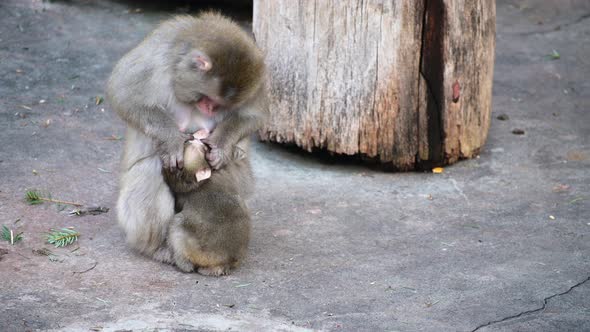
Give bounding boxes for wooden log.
[253,0,496,170]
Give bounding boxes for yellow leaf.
[432,167,444,174]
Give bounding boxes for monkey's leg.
[168,211,234,275]
[117,155,174,257]
[167,213,196,272]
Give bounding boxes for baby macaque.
[162,130,253,276]
[184,129,213,183]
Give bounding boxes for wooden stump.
[253,0,496,170]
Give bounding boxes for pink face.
[195,95,222,117]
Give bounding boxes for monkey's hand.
[193,128,210,140]
[156,132,192,171]
[202,139,228,170]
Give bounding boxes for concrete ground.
[0,0,589,331]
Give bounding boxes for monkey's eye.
[224,87,237,100]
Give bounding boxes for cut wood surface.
[253,0,496,170]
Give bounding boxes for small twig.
[72,261,97,275]
[15,252,31,260]
[39,197,83,207]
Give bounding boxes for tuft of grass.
[1,225,23,245]
[548,49,560,60]
[47,228,80,248]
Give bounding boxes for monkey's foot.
[205,146,225,170]
[195,167,211,182]
[153,247,173,263]
[174,257,196,273]
[197,265,231,277]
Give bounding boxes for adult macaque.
[107,13,267,262]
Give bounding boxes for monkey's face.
[173,47,264,117]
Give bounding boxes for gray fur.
[107,13,267,268]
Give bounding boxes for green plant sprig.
[47,228,80,248]
[1,225,23,245]
[25,190,82,207]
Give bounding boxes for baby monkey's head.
[172,13,265,117]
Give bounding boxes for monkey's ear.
[192,51,212,72]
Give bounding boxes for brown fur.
[164,142,254,275]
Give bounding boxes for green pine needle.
[1,225,23,245]
[25,190,44,205]
[47,228,80,248]
[548,49,560,60]
[24,189,82,207]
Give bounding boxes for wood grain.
[254,0,496,170]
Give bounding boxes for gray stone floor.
[0,1,588,331]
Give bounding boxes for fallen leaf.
[566,150,587,161]
[32,248,54,256]
[512,128,525,135]
[496,114,509,121]
[552,184,570,193]
[95,96,104,105]
[432,167,444,174]
[103,135,123,141]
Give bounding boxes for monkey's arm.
[205,89,269,169]
[117,104,191,170]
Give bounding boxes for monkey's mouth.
[196,95,220,117]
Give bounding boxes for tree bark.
[253,0,496,170]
